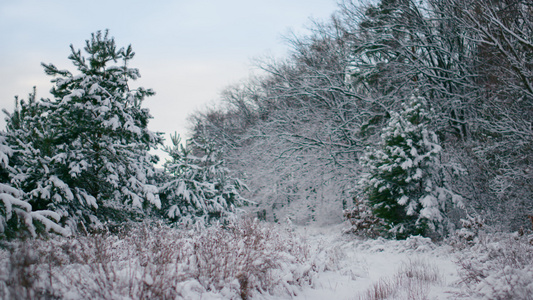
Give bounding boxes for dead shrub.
[186,217,311,297]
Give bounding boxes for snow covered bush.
[456,232,533,299]
[343,198,385,238]
[160,133,248,222]
[359,94,463,239]
[3,30,162,231]
[451,215,485,248]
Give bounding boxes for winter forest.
[1,0,533,299]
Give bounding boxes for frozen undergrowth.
[291,223,533,300]
[287,224,461,300]
[0,218,315,300]
[1,219,532,299]
[454,231,533,300]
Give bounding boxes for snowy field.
[289,224,462,300]
[1,218,532,299]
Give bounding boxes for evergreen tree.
[359,94,463,238]
[4,30,162,230]
[160,134,247,222]
[0,131,67,238]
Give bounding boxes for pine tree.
[0,131,68,238]
[160,134,247,222]
[359,94,463,238]
[4,30,162,230]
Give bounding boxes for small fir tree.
[359,94,463,238]
[4,30,162,231]
[160,134,247,222]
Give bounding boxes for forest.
[1,0,532,299]
[190,0,532,234]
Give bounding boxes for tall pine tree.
[4,30,162,231]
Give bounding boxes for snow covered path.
[278,223,466,300]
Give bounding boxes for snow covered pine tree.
[160,134,247,223]
[3,30,162,232]
[0,132,67,238]
[359,94,463,239]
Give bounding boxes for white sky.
[0,0,339,151]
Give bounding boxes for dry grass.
[360,277,397,300]
[358,259,442,300]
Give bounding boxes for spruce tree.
[4,30,162,230]
[160,134,247,222]
[359,94,463,238]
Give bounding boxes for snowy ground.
[2,219,532,299]
[172,221,469,300]
[267,222,465,300]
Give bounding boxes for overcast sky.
[0,0,339,150]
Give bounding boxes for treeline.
[189,0,533,235]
